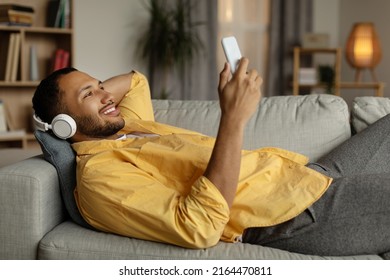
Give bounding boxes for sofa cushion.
[352,96,390,133]
[38,221,382,260]
[34,130,93,230]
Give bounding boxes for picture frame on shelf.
[302,33,330,49]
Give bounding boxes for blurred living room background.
[0,0,389,159]
[73,0,389,106]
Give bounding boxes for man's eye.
[83,92,92,99]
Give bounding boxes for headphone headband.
[33,114,50,131]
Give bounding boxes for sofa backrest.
[352,96,390,133]
[153,94,351,162]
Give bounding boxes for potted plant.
[318,65,335,94]
[136,0,204,99]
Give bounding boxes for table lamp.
[345,22,381,82]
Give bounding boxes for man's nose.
[97,88,113,103]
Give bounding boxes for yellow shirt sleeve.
[118,71,155,121]
[75,156,230,249]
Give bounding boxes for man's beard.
[73,114,125,138]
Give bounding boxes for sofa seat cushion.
[38,221,381,260]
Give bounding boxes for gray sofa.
[0,94,387,260]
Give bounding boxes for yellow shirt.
[73,72,332,249]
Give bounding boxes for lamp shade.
[345,22,381,69]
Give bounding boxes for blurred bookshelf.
[0,0,73,148]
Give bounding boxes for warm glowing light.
[345,22,381,82]
[225,0,233,22]
[351,24,375,67]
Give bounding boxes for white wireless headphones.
[33,113,77,140]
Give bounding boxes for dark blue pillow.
[34,130,94,230]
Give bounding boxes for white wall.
[73,0,149,80]
[313,0,340,48]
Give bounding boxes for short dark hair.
[32,67,78,123]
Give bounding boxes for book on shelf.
[0,4,34,26]
[0,99,16,132]
[4,33,15,81]
[0,4,34,13]
[0,100,7,132]
[52,48,70,72]
[47,0,70,28]
[4,33,21,82]
[299,68,317,85]
[29,46,39,81]
[10,33,21,82]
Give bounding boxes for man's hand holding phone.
[219,36,263,127]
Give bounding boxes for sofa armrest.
[0,156,65,259]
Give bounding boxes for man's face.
[58,71,125,140]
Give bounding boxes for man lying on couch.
[32,58,390,258]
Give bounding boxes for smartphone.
[221,36,242,74]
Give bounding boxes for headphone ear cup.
[51,114,77,140]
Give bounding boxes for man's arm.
[102,71,134,104]
[204,58,262,208]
